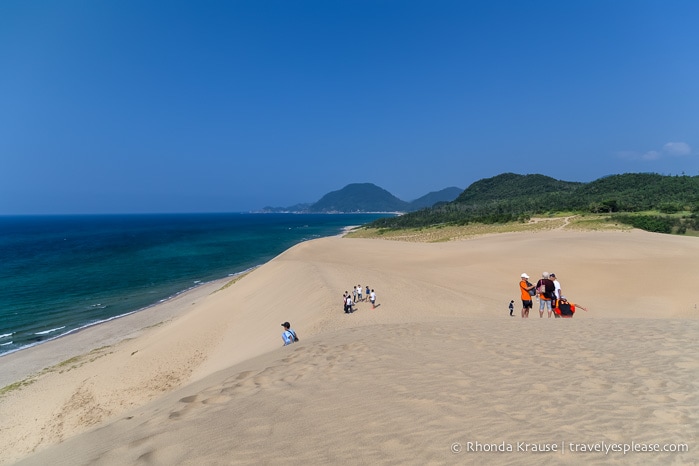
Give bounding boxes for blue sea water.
[0,213,388,356]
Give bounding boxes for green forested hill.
[454,173,581,203]
[571,173,699,212]
[369,173,699,232]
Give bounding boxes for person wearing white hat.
[519,273,535,318]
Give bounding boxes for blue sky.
[1,1,698,214]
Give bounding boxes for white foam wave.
[0,333,12,339]
[0,341,12,346]
[35,326,66,335]
[1,266,264,358]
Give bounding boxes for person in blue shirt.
[281,322,298,346]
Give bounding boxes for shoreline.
[0,274,243,359]
[0,220,357,388]
[0,275,235,389]
[2,228,360,389]
[0,213,383,362]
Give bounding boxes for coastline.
[3,229,698,465]
[0,276,233,389]
[0,213,388,360]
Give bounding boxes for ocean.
[0,213,389,356]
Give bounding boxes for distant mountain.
[259,203,312,213]
[308,183,409,213]
[257,183,462,213]
[409,187,464,210]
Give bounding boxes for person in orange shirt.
[554,297,588,318]
[519,273,535,318]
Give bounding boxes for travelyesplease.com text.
[451,440,689,455]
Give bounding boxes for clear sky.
[1,1,698,214]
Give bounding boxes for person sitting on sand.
[549,273,562,318]
[553,297,587,318]
[281,322,298,345]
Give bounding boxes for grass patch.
[214,271,252,293]
[0,378,37,397]
[0,346,114,397]
[567,215,633,231]
[55,346,112,373]
[55,355,83,369]
[346,215,629,242]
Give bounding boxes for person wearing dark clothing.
[536,272,556,318]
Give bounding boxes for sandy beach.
[2,229,698,465]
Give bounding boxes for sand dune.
[2,230,698,465]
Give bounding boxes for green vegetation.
[0,346,114,397]
[348,214,632,242]
[0,378,37,397]
[368,173,699,236]
[213,272,251,293]
[612,212,699,234]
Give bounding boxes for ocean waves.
[34,326,66,336]
[0,213,391,356]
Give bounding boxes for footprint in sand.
[202,394,231,405]
[179,395,198,403]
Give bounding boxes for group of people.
[281,284,379,346]
[343,284,377,313]
[517,272,587,318]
